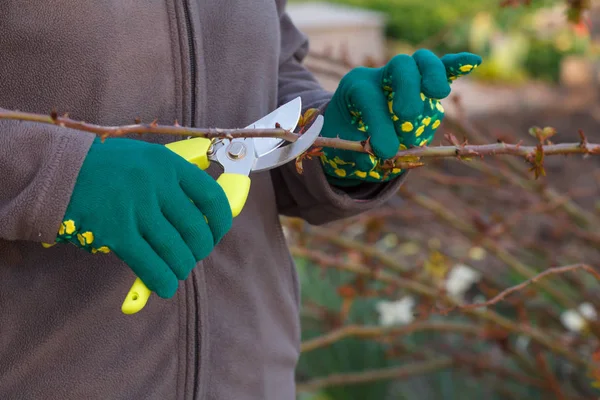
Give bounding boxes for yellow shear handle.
[121,138,250,315]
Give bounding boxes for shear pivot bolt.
[227,142,246,160]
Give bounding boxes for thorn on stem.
[578,129,588,151]
[444,132,461,147]
[361,137,375,156]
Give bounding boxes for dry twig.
[291,246,593,368]
[436,264,600,314]
[301,321,484,353]
[296,357,453,392]
[1,109,599,166]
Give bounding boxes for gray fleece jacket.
[0,1,405,399]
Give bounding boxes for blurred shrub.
[294,0,592,83]
[295,259,395,400]
[524,38,570,82]
[316,0,498,45]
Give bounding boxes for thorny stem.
[401,189,600,337]
[286,218,567,338]
[443,113,533,179]
[483,158,600,229]
[402,189,600,339]
[402,190,581,310]
[301,321,484,353]
[437,264,600,314]
[443,112,600,229]
[315,135,600,160]
[287,219,598,365]
[296,357,454,392]
[290,246,593,368]
[1,109,599,161]
[292,219,564,334]
[0,109,301,141]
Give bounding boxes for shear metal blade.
[252,115,323,172]
[246,97,302,157]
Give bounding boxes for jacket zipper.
[182,0,196,126]
[182,3,199,399]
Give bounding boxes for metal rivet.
[227,142,246,159]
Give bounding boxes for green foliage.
[293,0,592,83]
[525,39,563,81]
[524,36,586,82]
[307,0,545,44]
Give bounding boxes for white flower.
[561,310,585,332]
[579,302,597,320]
[445,264,481,301]
[561,302,597,332]
[376,297,415,326]
[516,335,531,353]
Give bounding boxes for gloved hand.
[50,137,232,298]
[319,49,482,186]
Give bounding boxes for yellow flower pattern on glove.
[319,51,482,186]
[43,219,111,254]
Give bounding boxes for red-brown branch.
[301,321,484,353]
[1,109,599,163]
[296,357,453,392]
[437,264,600,314]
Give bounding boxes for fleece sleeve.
[270,0,408,225]
[0,113,95,242]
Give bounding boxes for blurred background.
[283,1,600,399]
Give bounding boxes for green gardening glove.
[319,49,482,186]
[50,137,232,298]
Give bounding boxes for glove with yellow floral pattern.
[319,50,482,186]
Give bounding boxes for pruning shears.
[121,97,324,314]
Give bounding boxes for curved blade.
[252,115,323,172]
[247,97,302,157]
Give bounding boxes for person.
[0,1,480,399]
